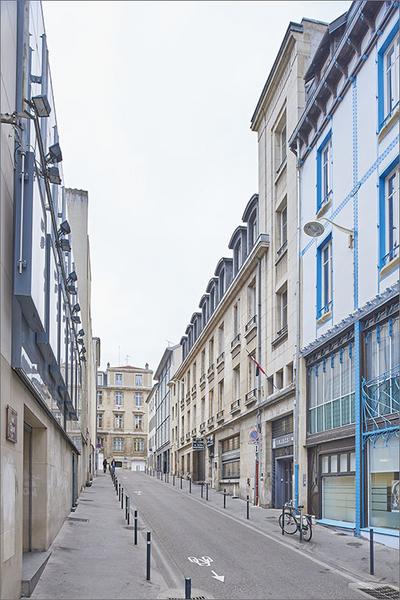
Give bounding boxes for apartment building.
[290,0,399,536]
[251,18,327,508]
[0,2,98,598]
[173,195,269,500]
[97,364,152,470]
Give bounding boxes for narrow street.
[119,471,369,600]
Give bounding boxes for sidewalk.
[31,473,167,600]
[149,472,400,589]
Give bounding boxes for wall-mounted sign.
[192,438,205,450]
[272,433,294,449]
[6,406,17,443]
[248,428,259,444]
[206,436,214,447]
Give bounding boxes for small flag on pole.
[247,352,266,377]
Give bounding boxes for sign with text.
[272,433,294,449]
[192,438,205,450]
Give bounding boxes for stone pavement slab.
[31,473,167,599]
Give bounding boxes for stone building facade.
[97,364,152,470]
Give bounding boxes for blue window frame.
[379,156,399,268]
[377,21,399,130]
[316,131,332,212]
[317,234,333,319]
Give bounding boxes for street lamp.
[303,217,354,247]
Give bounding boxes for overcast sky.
[42,0,350,373]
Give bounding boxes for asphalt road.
[118,472,367,600]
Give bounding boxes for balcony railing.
[245,389,257,405]
[185,391,191,401]
[191,428,197,437]
[180,436,185,445]
[207,364,215,381]
[200,373,206,386]
[231,399,241,413]
[207,416,214,427]
[216,409,224,422]
[200,421,206,432]
[245,315,257,334]
[216,352,225,371]
[230,333,241,351]
[185,432,191,441]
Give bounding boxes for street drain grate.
[67,517,89,522]
[167,597,206,600]
[358,586,400,599]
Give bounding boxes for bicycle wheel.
[279,511,298,535]
[301,517,312,542]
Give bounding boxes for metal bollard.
[121,487,124,510]
[180,476,183,489]
[224,489,226,509]
[125,495,128,521]
[189,478,192,494]
[126,497,130,525]
[134,510,138,545]
[118,483,121,501]
[369,528,374,575]
[246,495,250,520]
[201,483,204,499]
[281,505,285,536]
[173,474,175,486]
[146,531,151,581]
[206,483,209,501]
[185,577,191,600]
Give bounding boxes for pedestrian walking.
[111,458,116,475]
[103,458,108,474]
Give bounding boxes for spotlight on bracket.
[47,166,62,185]
[31,94,51,118]
[77,338,84,345]
[72,303,80,314]
[77,329,85,337]
[58,238,71,253]
[71,315,81,324]
[67,270,77,284]
[67,284,77,295]
[46,142,63,164]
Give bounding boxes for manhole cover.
[67,517,89,522]
[334,532,347,536]
[347,542,362,547]
[358,586,400,599]
[159,589,211,600]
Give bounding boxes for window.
[233,301,240,336]
[218,380,224,411]
[275,369,283,390]
[97,373,103,386]
[134,414,143,430]
[201,397,206,422]
[219,270,225,300]
[379,161,399,268]
[218,323,224,355]
[97,436,104,449]
[210,287,215,314]
[209,338,214,366]
[115,372,122,386]
[247,281,256,319]
[97,413,103,428]
[192,362,197,384]
[276,285,288,334]
[115,391,123,408]
[201,349,206,375]
[134,438,145,453]
[114,414,124,429]
[221,434,240,479]
[275,114,287,171]
[193,405,196,428]
[233,367,240,400]
[248,352,256,391]
[113,437,124,451]
[181,415,184,436]
[276,201,287,254]
[135,374,143,386]
[317,132,332,210]
[308,342,355,434]
[317,236,332,319]
[248,210,258,248]
[97,390,103,405]
[135,392,143,408]
[378,26,400,126]
[234,239,242,275]
[208,389,214,417]
[201,303,207,328]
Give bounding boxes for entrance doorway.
[23,423,33,552]
[274,457,293,508]
[192,450,205,482]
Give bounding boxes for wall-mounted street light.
[72,303,80,314]
[58,238,71,253]
[46,142,63,164]
[47,166,62,185]
[67,270,77,284]
[303,217,354,248]
[67,284,77,295]
[58,220,70,236]
[31,95,51,117]
[77,329,85,337]
[71,315,81,324]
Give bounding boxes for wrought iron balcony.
[245,389,257,405]
[216,409,224,422]
[231,399,241,413]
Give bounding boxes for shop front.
[367,434,399,532]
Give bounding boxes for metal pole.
[281,505,285,536]
[146,531,151,581]
[185,577,191,600]
[299,506,303,542]
[206,483,209,501]
[246,495,250,520]
[224,489,226,509]
[127,497,130,525]
[134,510,138,545]
[180,476,183,489]
[369,528,374,575]
[189,477,191,494]
[201,483,203,498]
[173,474,175,486]
[121,487,124,509]
[118,483,121,500]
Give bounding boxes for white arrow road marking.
[188,556,213,567]
[211,570,225,583]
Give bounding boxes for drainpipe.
[255,257,262,506]
[293,138,302,510]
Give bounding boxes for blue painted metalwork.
[294,463,299,509]
[354,320,362,536]
[352,77,359,311]
[377,20,400,131]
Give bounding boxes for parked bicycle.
[279,500,313,541]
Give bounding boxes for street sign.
[192,438,205,450]
[206,435,214,447]
[248,428,259,444]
